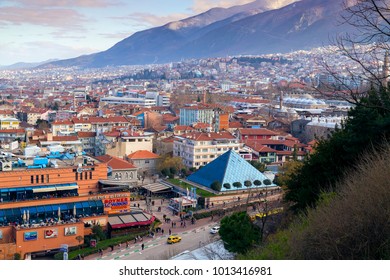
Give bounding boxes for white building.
[173,131,242,169]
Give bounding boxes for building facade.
[0,153,132,259]
[173,131,242,169]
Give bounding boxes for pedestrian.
[134,237,137,243]
[141,243,145,250]
[171,221,174,228]
[162,229,164,235]
[169,229,171,235]
[126,241,129,248]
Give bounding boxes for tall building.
[179,105,214,126]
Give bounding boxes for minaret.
[280,91,284,110]
[383,51,389,88]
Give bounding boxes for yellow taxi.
[167,234,182,244]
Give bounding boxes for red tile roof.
[77,131,96,138]
[52,136,79,141]
[180,131,236,141]
[95,154,136,170]
[52,120,73,125]
[239,128,279,136]
[127,150,159,159]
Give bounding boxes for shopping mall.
[0,152,141,260]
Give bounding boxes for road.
[90,223,220,260]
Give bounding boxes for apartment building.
[173,131,242,169]
[179,105,214,126]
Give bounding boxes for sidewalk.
[84,199,220,260]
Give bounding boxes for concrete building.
[173,131,242,169]
[179,105,214,126]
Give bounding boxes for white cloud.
[0,41,99,65]
[124,12,191,27]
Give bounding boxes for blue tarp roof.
[187,149,274,191]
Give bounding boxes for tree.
[323,0,390,110]
[219,211,260,254]
[158,155,184,173]
[210,181,222,192]
[286,99,390,210]
[274,160,303,187]
[75,235,84,249]
[233,182,242,188]
[289,144,390,259]
[92,225,106,241]
[249,160,266,172]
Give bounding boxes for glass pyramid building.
[187,149,274,192]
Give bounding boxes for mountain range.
[41,0,349,68]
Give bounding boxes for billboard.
[24,231,38,241]
[64,226,77,236]
[44,228,58,239]
[103,197,129,214]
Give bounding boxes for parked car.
[167,234,182,244]
[210,226,220,234]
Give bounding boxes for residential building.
[179,105,214,126]
[95,154,138,188]
[0,118,20,130]
[103,130,154,158]
[127,150,159,175]
[77,132,96,155]
[173,131,242,169]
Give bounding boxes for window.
[84,172,87,180]
[47,174,49,183]
[41,175,44,183]
[31,176,34,184]
[75,172,78,181]
[145,160,150,164]
[89,172,92,179]
[36,175,39,184]
[125,172,128,180]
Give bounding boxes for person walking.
[141,243,145,250]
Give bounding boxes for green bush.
[210,181,222,191]
[244,180,252,187]
[254,180,262,186]
[223,183,231,189]
[263,179,272,185]
[233,182,242,188]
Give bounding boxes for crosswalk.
[94,225,213,260]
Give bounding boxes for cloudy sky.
[0,0,254,65]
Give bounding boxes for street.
[89,223,219,260]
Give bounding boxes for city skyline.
[0,0,254,66]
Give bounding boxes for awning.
[100,186,129,192]
[33,187,57,193]
[142,183,172,193]
[31,183,78,193]
[108,213,155,229]
[56,185,79,191]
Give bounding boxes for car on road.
[210,226,220,234]
[167,234,182,244]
